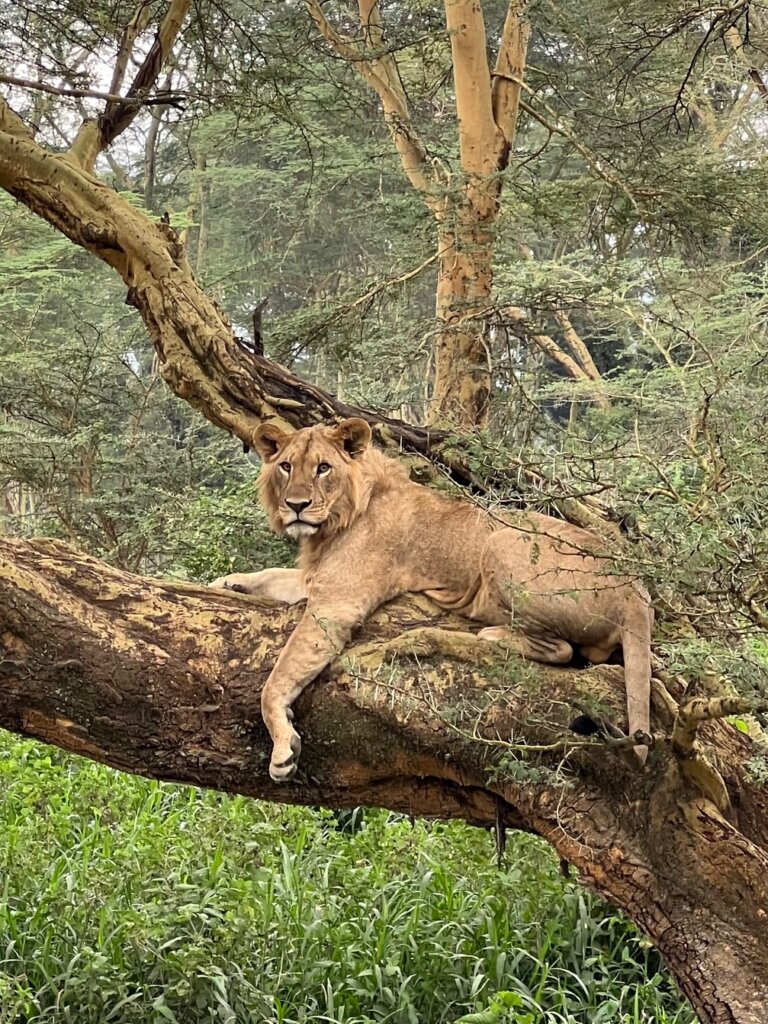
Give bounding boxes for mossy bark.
[1,537,767,1023]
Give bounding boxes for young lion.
[211,418,653,781]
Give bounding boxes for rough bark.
[1,535,768,1024]
[0,98,442,457]
[3,46,765,1019]
[432,217,495,430]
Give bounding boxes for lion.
[210,418,653,782]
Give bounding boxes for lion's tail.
[621,595,653,766]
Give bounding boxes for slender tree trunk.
[0,100,633,536]
[143,84,170,210]
[1,536,768,1024]
[427,0,528,429]
[431,214,494,429]
[180,146,208,275]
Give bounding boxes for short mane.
[258,437,408,550]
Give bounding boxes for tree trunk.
[0,106,445,461]
[3,86,765,1022]
[305,0,530,430]
[1,536,768,1023]
[431,215,494,430]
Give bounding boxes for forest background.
[3,0,768,1020]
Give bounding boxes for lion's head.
[253,418,373,540]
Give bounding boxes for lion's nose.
[286,499,312,514]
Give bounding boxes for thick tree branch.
[445,0,498,177]
[1,535,768,1023]
[0,98,621,534]
[551,308,603,382]
[100,0,191,149]
[69,0,191,170]
[490,0,530,166]
[107,0,154,100]
[673,693,768,757]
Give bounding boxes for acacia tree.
[305,0,529,428]
[4,2,768,1022]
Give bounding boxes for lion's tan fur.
[212,419,653,780]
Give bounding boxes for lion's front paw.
[269,728,302,783]
[209,574,249,593]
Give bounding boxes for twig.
[348,252,438,311]
[0,73,184,107]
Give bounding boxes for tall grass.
[0,732,695,1023]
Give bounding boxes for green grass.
[0,732,695,1024]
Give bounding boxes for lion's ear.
[253,422,289,461]
[332,418,372,458]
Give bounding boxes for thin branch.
[724,24,768,105]
[689,82,756,151]
[504,306,609,409]
[0,73,184,107]
[252,297,268,356]
[348,251,439,311]
[502,78,649,207]
[98,0,192,151]
[142,71,172,207]
[304,0,442,209]
[107,0,154,99]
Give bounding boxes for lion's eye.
[279,461,291,474]
[317,462,331,475]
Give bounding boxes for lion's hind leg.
[478,627,574,665]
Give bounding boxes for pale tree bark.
[69,0,191,171]
[551,308,603,384]
[306,0,530,430]
[179,144,209,275]
[2,536,768,1024]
